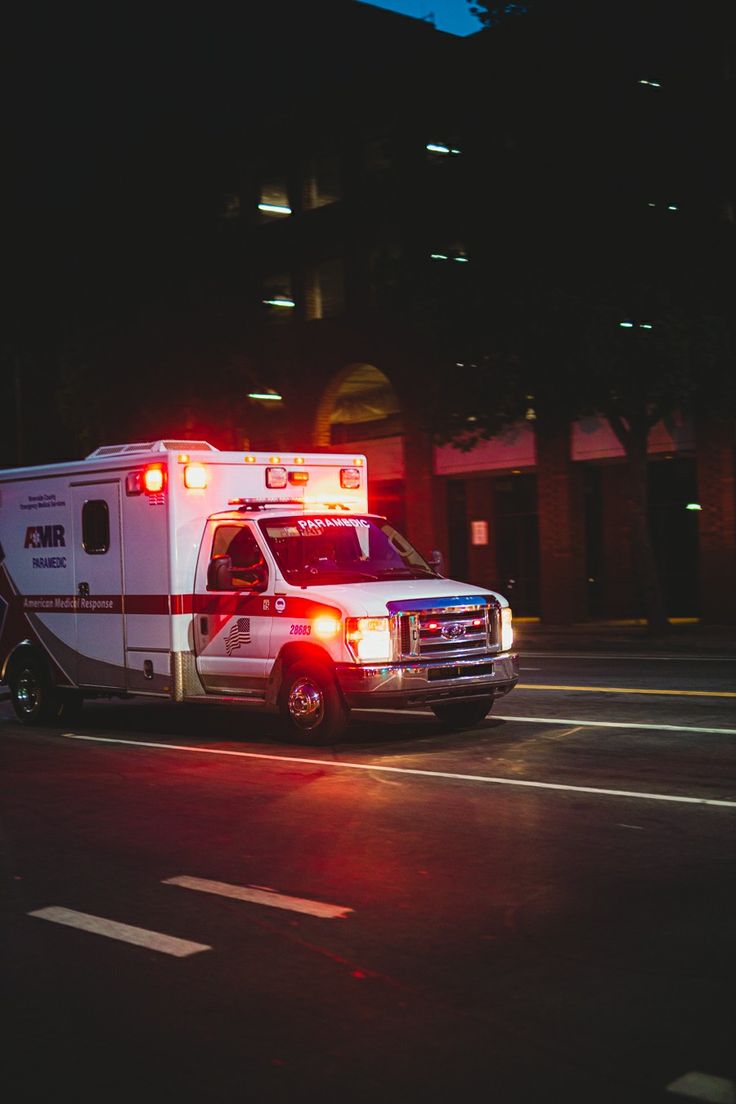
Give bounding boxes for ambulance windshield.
[259,515,438,585]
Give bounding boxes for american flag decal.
[224,617,251,655]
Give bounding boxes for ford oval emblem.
[441,622,466,640]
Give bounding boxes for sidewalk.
[515,619,736,657]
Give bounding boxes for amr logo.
[24,525,66,549]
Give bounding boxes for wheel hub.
[288,677,324,730]
[16,669,40,715]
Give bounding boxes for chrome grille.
[396,602,501,659]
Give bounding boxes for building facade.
[215,0,735,623]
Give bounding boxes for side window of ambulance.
[212,525,268,591]
[82,500,110,554]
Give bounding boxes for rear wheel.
[9,655,61,726]
[279,661,349,746]
[430,696,494,730]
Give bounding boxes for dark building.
[9,1,734,623]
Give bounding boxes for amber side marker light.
[313,616,340,638]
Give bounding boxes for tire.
[430,696,494,730]
[9,655,61,726]
[279,661,349,746]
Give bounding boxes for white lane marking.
[666,1071,736,1102]
[63,733,736,809]
[523,652,735,662]
[163,875,352,919]
[496,714,736,736]
[353,711,736,737]
[28,906,210,957]
[519,684,736,698]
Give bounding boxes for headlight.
[501,607,513,652]
[345,616,392,662]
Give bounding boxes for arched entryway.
[314,363,406,527]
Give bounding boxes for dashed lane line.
[28,906,210,956]
[63,733,736,809]
[164,875,352,919]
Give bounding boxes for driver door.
[194,522,272,694]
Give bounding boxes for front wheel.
[279,661,349,746]
[9,655,61,726]
[430,696,494,730]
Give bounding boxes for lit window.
[303,152,341,210]
[262,273,295,318]
[259,174,291,219]
[429,244,468,264]
[426,140,461,158]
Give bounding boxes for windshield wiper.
[373,567,438,580]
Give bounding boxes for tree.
[417,270,733,629]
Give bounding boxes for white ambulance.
[0,441,518,744]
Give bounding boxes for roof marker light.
[183,462,208,489]
[619,321,635,328]
[244,455,257,463]
[269,455,281,464]
[258,202,292,215]
[293,456,305,464]
[352,457,364,466]
[431,253,449,260]
[248,391,283,401]
[178,453,190,463]
[453,255,469,263]
[426,143,451,153]
[262,297,295,308]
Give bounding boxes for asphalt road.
[1,651,735,1104]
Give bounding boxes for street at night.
[3,638,734,1103]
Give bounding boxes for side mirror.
[428,549,445,576]
[207,554,233,591]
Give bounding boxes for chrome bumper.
[335,652,519,709]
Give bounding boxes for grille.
[397,603,501,660]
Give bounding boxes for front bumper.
[335,652,519,709]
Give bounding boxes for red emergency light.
[143,465,165,494]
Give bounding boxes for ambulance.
[0,441,518,744]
